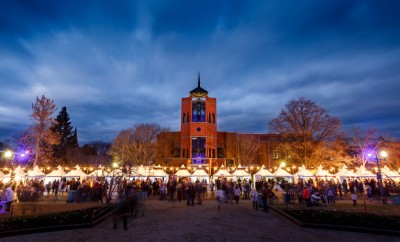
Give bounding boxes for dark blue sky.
[1,0,400,144]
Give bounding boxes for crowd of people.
[290,177,399,207]
[1,174,399,216]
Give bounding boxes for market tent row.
[2,164,400,185]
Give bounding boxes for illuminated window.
[191,137,206,163]
[192,100,205,122]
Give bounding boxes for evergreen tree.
[51,106,79,164]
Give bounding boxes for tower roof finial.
[190,72,208,96]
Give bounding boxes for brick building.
[159,75,283,172]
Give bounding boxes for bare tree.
[30,95,59,166]
[110,123,168,166]
[323,135,354,167]
[86,141,111,165]
[226,133,260,166]
[348,126,389,166]
[386,141,400,170]
[269,97,341,166]
[154,131,177,165]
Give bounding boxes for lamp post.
[368,151,388,204]
[2,150,15,183]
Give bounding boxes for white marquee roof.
[231,165,250,177]
[254,165,274,177]
[334,165,358,177]
[149,165,168,177]
[136,165,149,177]
[65,166,87,178]
[294,165,314,177]
[214,165,232,177]
[175,165,192,177]
[191,166,209,177]
[314,165,334,177]
[355,165,376,177]
[27,165,46,177]
[273,167,293,177]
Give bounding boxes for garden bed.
[0,205,113,237]
[279,208,400,235]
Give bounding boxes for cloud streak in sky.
[1,0,400,143]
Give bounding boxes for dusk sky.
[1,1,400,144]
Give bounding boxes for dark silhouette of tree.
[269,97,341,166]
[51,106,79,164]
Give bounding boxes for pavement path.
[2,197,398,242]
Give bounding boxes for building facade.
[160,75,282,171]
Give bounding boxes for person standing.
[327,187,336,203]
[176,182,183,202]
[216,187,224,209]
[261,187,269,212]
[351,192,357,206]
[5,186,14,212]
[168,180,176,203]
[186,181,195,206]
[303,186,311,207]
[209,181,215,199]
[342,179,348,196]
[337,181,343,199]
[233,184,241,205]
[250,188,259,210]
[366,185,373,201]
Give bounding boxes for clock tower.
[181,74,217,166]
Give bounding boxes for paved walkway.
[2,197,398,242]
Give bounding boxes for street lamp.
[2,150,16,183]
[368,151,388,204]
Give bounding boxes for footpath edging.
[270,205,400,237]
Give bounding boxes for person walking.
[113,191,129,230]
